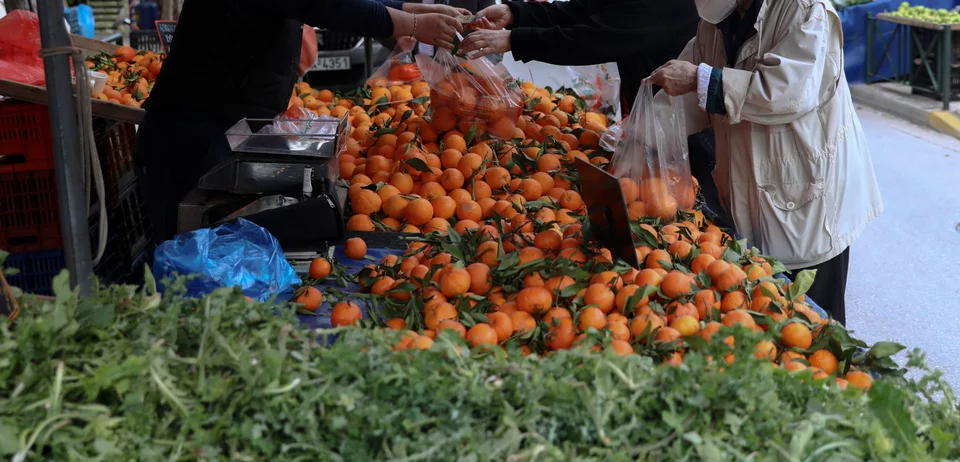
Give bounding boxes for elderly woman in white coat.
[646,0,883,325]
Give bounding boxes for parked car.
[304,29,392,92]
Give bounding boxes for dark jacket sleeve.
[477,0,496,13]
[232,0,398,37]
[509,1,676,66]
[378,0,405,10]
[507,0,587,28]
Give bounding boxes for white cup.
[88,70,108,95]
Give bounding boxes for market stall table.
[866,12,960,110]
[291,232,830,333]
[0,34,146,124]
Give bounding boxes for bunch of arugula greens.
[2,268,960,461]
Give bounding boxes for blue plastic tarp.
[840,0,959,84]
[295,237,827,330]
[296,245,402,331]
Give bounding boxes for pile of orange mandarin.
[292,76,877,391]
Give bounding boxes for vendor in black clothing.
[135,0,467,244]
[459,0,699,111]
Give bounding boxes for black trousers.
[792,248,850,326]
[133,111,233,244]
[687,128,724,219]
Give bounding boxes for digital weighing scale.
[177,116,350,253]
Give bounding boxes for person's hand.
[414,13,464,49]
[459,29,511,58]
[644,60,698,96]
[475,4,513,29]
[469,17,496,30]
[404,3,471,17]
[395,36,417,51]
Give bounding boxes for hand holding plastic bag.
[609,83,695,222]
[153,219,300,301]
[416,48,523,139]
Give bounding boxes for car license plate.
[315,57,351,71]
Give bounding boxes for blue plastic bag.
[64,5,95,38]
[153,219,300,301]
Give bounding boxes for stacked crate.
[88,0,126,39]
[0,103,154,294]
[0,104,61,295]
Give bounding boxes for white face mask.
[695,0,738,24]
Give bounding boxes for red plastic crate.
[0,169,63,253]
[0,104,54,174]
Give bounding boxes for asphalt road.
[846,108,960,390]
[506,57,960,387]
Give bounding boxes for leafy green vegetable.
[1,272,959,460]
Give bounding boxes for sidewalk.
[850,82,960,139]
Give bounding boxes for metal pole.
[866,14,873,83]
[36,0,94,295]
[942,25,952,111]
[364,37,374,78]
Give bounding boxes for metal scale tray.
[224,116,349,158]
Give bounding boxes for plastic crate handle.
[6,236,40,246]
[0,154,26,165]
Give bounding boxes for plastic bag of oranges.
[415,48,523,139]
[609,83,695,223]
[365,37,423,88]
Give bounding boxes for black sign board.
[574,157,640,268]
[155,20,177,54]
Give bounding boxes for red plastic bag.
[609,83,695,222]
[298,25,318,77]
[415,48,523,139]
[366,38,422,88]
[0,10,47,85]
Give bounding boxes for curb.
[927,111,960,139]
[849,84,932,130]
[849,84,960,139]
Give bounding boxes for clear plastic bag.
[415,48,523,139]
[609,83,695,222]
[567,63,620,120]
[153,218,300,302]
[270,106,341,155]
[366,37,423,88]
[599,120,623,152]
[273,106,338,136]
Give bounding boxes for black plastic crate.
[89,181,154,285]
[4,250,66,295]
[93,119,138,205]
